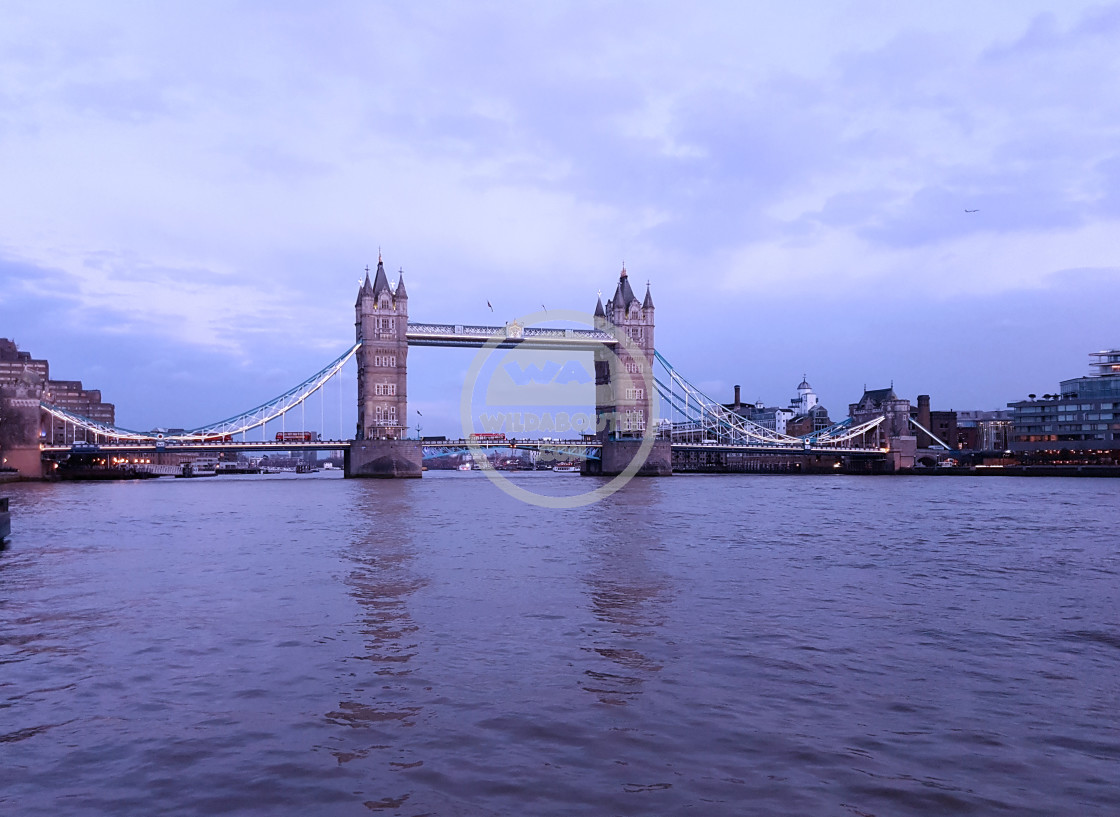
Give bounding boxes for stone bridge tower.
[356,255,408,441]
[348,255,421,477]
[587,265,671,476]
[594,265,655,439]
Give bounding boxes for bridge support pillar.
[582,438,672,477]
[345,439,423,479]
[886,435,917,472]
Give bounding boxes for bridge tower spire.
[599,263,655,440]
[355,257,409,441]
[349,255,421,477]
[586,264,671,476]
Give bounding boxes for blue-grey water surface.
[2,472,1119,815]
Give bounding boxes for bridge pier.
[345,439,423,479]
[886,435,917,472]
[582,438,672,477]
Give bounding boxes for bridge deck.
[41,440,353,455]
[42,439,886,457]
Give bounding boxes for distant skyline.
[3,1,1119,436]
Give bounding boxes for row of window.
[373,354,398,367]
[622,409,645,431]
[1015,434,1114,442]
[624,387,645,400]
[1019,423,1120,433]
[373,405,398,423]
[1019,402,1114,414]
[624,360,645,374]
[373,383,397,396]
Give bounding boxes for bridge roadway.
[41,440,353,456]
[41,439,887,458]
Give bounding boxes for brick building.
[0,338,116,477]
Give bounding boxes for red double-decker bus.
[468,432,506,442]
[275,431,320,442]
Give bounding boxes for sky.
[2,1,1119,436]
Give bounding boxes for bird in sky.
[487,300,493,311]
[417,410,423,416]
[541,303,547,312]
[964,209,979,213]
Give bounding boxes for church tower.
[355,255,409,440]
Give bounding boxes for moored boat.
[178,458,220,478]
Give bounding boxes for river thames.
[2,472,1118,815]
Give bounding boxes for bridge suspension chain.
[802,414,887,447]
[652,351,889,450]
[653,351,802,445]
[40,342,361,443]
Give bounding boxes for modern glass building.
[1008,349,1120,461]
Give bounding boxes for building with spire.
[722,376,830,437]
[785,376,831,436]
[354,256,409,441]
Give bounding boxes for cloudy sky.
[2,1,1118,435]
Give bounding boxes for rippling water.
[2,473,1119,815]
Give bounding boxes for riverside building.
[0,338,116,477]
[1008,349,1120,463]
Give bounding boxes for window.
[625,387,644,400]
[622,409,646,432]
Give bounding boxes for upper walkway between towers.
[402,322,617,350]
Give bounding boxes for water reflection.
[579,483,672,705]
[326,483,427,779]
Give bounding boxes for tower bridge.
[33,255,908,480]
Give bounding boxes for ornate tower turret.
[598,265,655,439]
[585,263,670,476]
[355,255,409,441]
